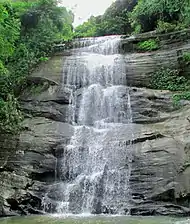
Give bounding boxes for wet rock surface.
[0,32,190,216]
[0,117,74,216]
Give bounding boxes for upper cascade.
[72,35,122,55]
[63,36,124,88]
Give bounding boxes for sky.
[61,0,115,27]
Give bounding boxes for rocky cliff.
[0,30,190,216]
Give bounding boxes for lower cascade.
[43,36,134,214]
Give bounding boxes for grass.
[137,39,159,52]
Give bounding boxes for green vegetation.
[129,0,190,34]
[137,39,159,52]
[74,0,137,37]
[173,92,190,105]
[74,0,190,37]
[29,82,49,95]
[150,68,189,91]
[74,16,97,37]
[0,0,74,133]
[156,21,186,34]
[150,68,190,105]
[39,57,49,62]
[0,95,23,133]
[182,52,190,65]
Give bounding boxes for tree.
[129,0,190,33]
[0,0,74,132]
[74,0,137,37]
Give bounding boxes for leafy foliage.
[0,0,74,133]
[182,52,190,65]
[74,0,137,37]
[137,39,159,51]
[74,0,190,37]
[129,0,190,33]
[173,92,190,105]
[39,57,49,62]
[156,21,186,34]
[74,16,97,37]
[0,95,23,133]
[150,68,190,91]
[156,21,177,34]
[150,68,190,105]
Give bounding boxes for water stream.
[0,215,188,224]
[43,36,134,215]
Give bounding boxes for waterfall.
[43,36,134,215]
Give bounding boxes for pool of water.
[0,215,189,224]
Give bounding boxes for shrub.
[137,39,159,51]
[156,21,177,34]
[133,24,142,34]
[129,0,190,33]
[39,57,49,62]
[0,95,23,134]
[173,91,190,105]
[156,21,187,34]
[182,52,190,65]
[150,68,190,91]
[150,68,190,106]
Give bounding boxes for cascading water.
[43,36,134,215]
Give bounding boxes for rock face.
[0,57,74,216]
[130,88,190,216]
[0,117,74,216]
[0,31,190,216]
